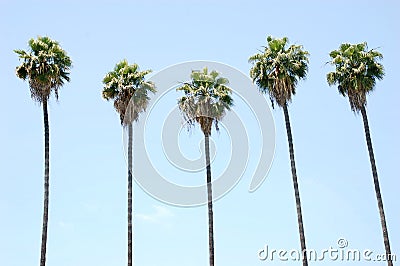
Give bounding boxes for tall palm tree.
[249,36,310,266]
[15,36,72,266]
[102,60,155,266]
[327,42,393,266]
[176,67,233,266]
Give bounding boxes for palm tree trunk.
[40,99,50,266]
[282,104,308,266]
[360,106,393,266]
[128,123,133,266]
[204,134,215,266]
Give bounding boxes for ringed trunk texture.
[282,104,308,266]
[204,134,215,266]
[128,123,133,266]
[360,106,393,266]
[40,100,50,266]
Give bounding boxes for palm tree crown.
[177,67,233,136]
[327,42,384,112]
[249,36,309,108]
[102,60,156,125]
[15,36,72,102]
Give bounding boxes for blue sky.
[1,0,399,265]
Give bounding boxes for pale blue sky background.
[1,0,399,265]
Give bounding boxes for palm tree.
[327,42,393,266]
[249,36,310,266]
[176,67,233,266]
[14,36,72,266]
[102,60,155,266]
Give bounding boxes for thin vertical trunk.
[282,104,308,266]
[40,100,50,266]
[204,134,214,266]
[360,106,393,266]
[128,123,133,266]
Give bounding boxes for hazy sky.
[1,0,399,265]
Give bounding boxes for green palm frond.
[249,36,309,108]
[15,36,72,102]
[176,67,233,136]
[326,42,384,112]
[102,60,156,125]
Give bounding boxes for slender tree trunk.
[204,134,215,266]
[282,104,308,266]
[40,100,50,266]
[128,123,133,266]
[360,106,393,266]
